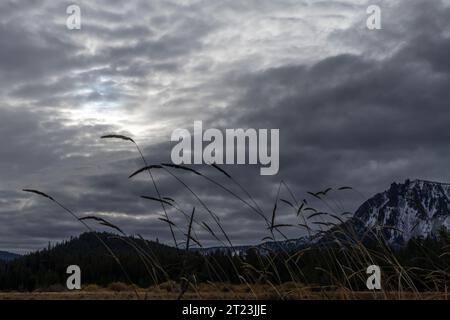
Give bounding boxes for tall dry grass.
[21,134,450,300]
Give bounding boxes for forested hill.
[0,232,187,291]
[0,251,20,261]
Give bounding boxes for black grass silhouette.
[15,134,450,299]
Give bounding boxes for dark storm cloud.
[1,0,450,252]
[218,0,450,207]
[0,0,212,113]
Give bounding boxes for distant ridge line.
[412,179,450,185]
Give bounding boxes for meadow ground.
[0,282,447,300]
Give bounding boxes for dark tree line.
[1,231,450,292]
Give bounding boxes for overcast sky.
[1,0,450,253]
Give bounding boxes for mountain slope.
[350,179,450,246]
[0,251,20,261]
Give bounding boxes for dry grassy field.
[0,282,447,300]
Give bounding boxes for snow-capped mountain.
[350,179,450,246]
[199,179,450,254]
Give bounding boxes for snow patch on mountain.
[198,179,450,254]
[353,179,450,246]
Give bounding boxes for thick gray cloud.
[1,0,450,253]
